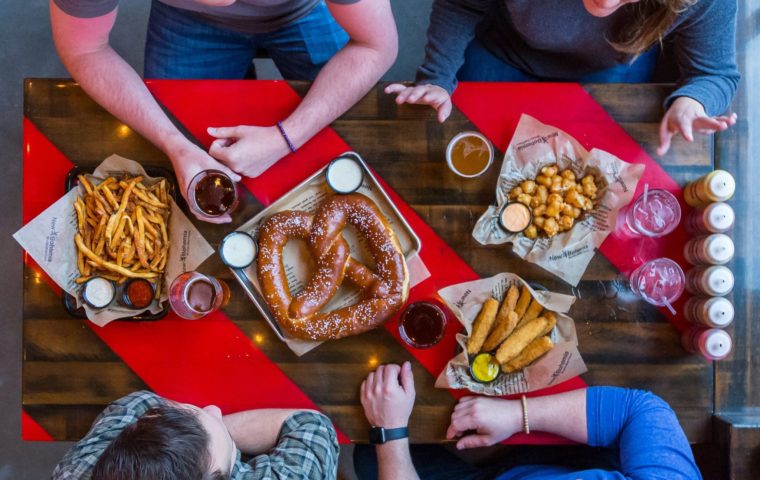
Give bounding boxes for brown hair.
[611,0,697,55]
[91,406,228,480]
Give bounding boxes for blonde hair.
[611,0,697,55]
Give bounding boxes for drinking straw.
[643,183,649,205]
[662,297,677,315]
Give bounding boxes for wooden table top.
[22,79,718,443]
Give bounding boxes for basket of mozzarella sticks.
[435,273,587,395]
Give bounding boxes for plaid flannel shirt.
[52,391,339,480]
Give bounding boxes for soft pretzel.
[257,193,410,340]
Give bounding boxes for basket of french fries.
[69,169,172,314]
[13,154,215,326]
[435,273,587,396]
[472,114,644,286]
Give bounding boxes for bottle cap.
[705,297,734,327]
[704,234,735,264]
[705,266,734,296]
[704,203,734,232]
[703,328,732,359]
[707,170,735,201]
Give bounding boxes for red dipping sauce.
[123,278,154,309]
[399,301,447,349]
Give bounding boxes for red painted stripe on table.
[149,80,586,445]
[22,116,347,443]
[21,119,72,295]
[22,410,54,441]
[452,83,691,331]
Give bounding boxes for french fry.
[135,207,149,268]
[467,298,499,355]
[78,175,94,195]
[132,187,168,209]
[77,250,85,276]
[75,233,158,279]
[501,336,554,373]
[482,311,519,352]
[517,299,543,328]
[495,316,549,364]
[514,286,531,318]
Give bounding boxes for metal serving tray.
[228,152,422,342]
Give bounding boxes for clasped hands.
[171,124,293,223]
[385,83,737,157]
[361,362,524,450]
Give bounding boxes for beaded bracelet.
[521,395,530,434]
[276,121,297,154]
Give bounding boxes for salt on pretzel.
[257,194,410,340]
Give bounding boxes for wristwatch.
[368,426,409,444]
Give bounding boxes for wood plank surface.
[22,79,715,443]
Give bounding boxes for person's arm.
[241,411,339,480]
[446,389,587,449]
[385,0,491,122]
[207,0,398,178]
[360,362,419,480]
[448,387,701,480]
[49,1,240,223]
[587,387,702,480]
[222,408,314,455]
[657,0,740,155]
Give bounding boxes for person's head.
[92,403,236,480]
[582,0,696,55]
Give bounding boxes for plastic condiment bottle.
[683,234,735,265]
[686,265,735,296]
[684,296,735,328]
[681,327,732,360]
[684,170,735,208]
[685,202,735,234]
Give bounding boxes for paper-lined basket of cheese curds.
[435,273,587,396]
[472,114,644,286]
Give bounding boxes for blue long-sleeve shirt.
[497,387,702,480]
[417,0,740,116]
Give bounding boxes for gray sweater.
[416,0,740,116]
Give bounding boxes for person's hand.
[446,396,523,450]
[657,97,737,156]
[207,125,291,178]
[361,362,415,429]
[384,83,452,123]
[167,141,241,224]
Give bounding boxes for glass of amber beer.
[187,170,239,218]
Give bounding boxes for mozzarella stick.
[482,311,519,352]
[540,311,557,337]
[516,299,543,328]
[514,286,532,318]
[480,286,520,351]
[495,316,549,364]
[467,298,499,355]
[502,336,554,373]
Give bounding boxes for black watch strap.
[368,426,409,444]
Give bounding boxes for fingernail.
[208,127,216,133]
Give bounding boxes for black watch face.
[369,427,385,444]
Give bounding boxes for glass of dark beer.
[187,170,239,218]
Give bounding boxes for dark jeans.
[457,38,659,83]
[353,444,621,480]
[144,0,348,80]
